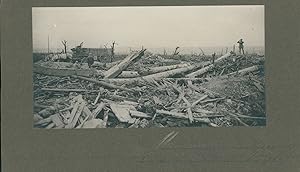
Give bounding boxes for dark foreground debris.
[33,50,266,128]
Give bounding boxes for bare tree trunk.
[61,40,67,54]
[173,47,180,55]
[110,41,116,62]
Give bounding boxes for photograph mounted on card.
[32,6,265,129]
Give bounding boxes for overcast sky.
[32,6,264,51]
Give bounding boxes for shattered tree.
[33,46,266,129]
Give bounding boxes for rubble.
[33,49,266,128]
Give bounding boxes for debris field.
[33,49,266,129]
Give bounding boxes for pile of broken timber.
[33,49,266,128]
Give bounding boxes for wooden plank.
[50,114,64,127]
[110,103,134,122]
[67,102,85,128]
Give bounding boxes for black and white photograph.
[32,6,265,129]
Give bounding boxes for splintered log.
[33,64,100,77]
[142,64,202,79]
[139,63,190,75]
[71,75,136,93]
[227,65,261,76]
[186,52,233,78]
[104,49,146,78]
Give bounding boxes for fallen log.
[104,49,146,78]
[227,65,261,76]
[142,64,202,79]
[71,75,136,93]
[186,52,233,78]
[139,63,190,75]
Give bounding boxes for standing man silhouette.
[237,38,245,55]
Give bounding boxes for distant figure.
[211,52,216,64]
[86,53,94,68]
[237,39,245,55]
